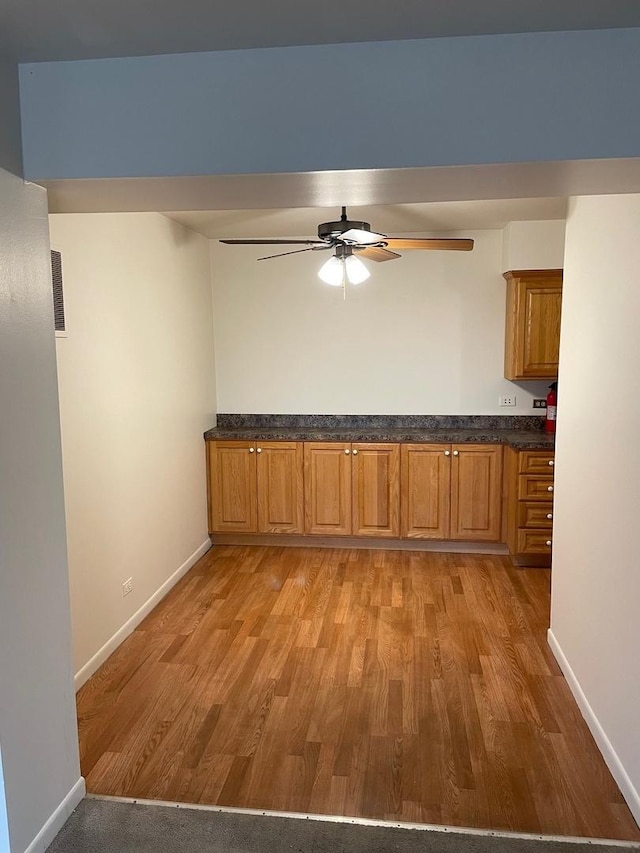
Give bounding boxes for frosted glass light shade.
[318,255,344,286]
[344,255,370,284]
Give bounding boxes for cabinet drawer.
[517,501,553,529]
[516,529,553,554]
[518,474,555,500]
[518,451,555,474]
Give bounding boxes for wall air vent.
[51,250,65,333]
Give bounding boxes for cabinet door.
[400,444,451,539]
[256,442,304,533]
[450,445,502,541]
[207,441,257,533]
[304,443,352,535]
[352,443,400,538]
[504,270,562,379]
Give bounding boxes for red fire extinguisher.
[545,382,557,434]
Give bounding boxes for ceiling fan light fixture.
[344,254,370,284]
[318,255,345,286]
[340,227,386,245]
[318,247,370,286]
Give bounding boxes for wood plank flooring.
[76,546,640,840]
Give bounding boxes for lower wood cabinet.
[401,444,503,541]
[304,442,400,537]
[207,440,304,534]
[505,446,555,566]
[207,439,504,545]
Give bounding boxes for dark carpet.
[46,798,640,853]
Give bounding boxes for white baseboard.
[74,540,211,691]
[24,777,85,853]
[547,629,640,827]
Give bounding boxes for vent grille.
[51,250,65,333]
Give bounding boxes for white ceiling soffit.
[164,199,568,239]
[41,159,640,218]
[3,0,640,62]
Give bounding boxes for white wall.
[550,194,640,823]
[211,229,549,414]
[0,169,82,852]
[502,220,566,271]
[50,213,216,680]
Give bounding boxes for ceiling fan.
[220,206,474,287]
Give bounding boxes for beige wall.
[50,213,216,680]
[502,220,566,271]
[550,194,640,823]
[0,169,81,852]
[210,228,550,415]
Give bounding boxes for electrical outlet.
[499,395,516,407]
[533,398,547,409]
[123,577,133,597]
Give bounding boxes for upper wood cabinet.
[503,269,563,380]
[304,442,401,537]
[401,444,502,541]
[208,440,303,534]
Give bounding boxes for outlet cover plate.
[499,395,516,407]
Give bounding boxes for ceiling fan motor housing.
[317,218,371,242]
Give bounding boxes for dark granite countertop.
[204,415,554,451]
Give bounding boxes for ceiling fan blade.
[257,245,331,260]
[355,246,401,263]
[220,239,325,246]
[384,238,474,251]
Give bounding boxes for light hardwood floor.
[77,546,640,840]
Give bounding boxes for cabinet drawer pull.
[352,449,358,455]
[547,485,554,492]
[546,540,552,547]
[548,460,554,466]
[249,447,255,453]
[453,450,459,456]
[547,513,553,519]
[256,448,262,454]
[444,450,451,456]
[344,449,350,455]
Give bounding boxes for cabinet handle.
[249,447,255,453]
[344,449,350,455]
[547,513,553,520]
[444,450,451,456]
[548,460,554,467]
[453,450,459,456]
[546,540,552,547]
[547,485,554,492]
[352,449,358,455]
[257,448,262,454]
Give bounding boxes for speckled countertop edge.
[204,422,554,451]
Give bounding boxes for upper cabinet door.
[304,442,352,535]
[400,444,451,539]
[256,441,304,534]
[207,441,257,533]
[450,444,502,542]
[352,443,400,538]
[503,269,563,379]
